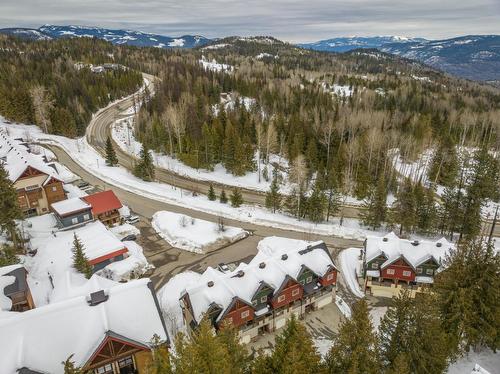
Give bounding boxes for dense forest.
[0,35,143,136]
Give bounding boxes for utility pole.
[488,205,498,246]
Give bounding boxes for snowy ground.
[447,350,499,374]
[151,211,248,253]
[199,56,233,72]
[338,248,365,298]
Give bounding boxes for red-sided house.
[271,276,303,309]
[83,190,123,226]
[219,298,255,328]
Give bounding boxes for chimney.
[259,262,266,269]
[87,290,108,306]
[281,254,288,261]
[207,281,214,287]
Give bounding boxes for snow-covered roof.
[38,220,126,263]
[51,197,91,216]
[0,278,168,374]
[0,130,61,184]
[365,232,454,270]
[0,264,24,311]
[183,237,336,324]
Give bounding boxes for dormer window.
[416,267,423,274]
[426,269,434,275]
[371,262,379,269]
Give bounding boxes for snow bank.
[335,295,352,318]
[109,223,140,239]
[338,248,365,298]
[151,211,248,253]
[157,271,202,338]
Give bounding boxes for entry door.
[118,356,136,374]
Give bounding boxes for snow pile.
[118,204,131,217]
[63,183,88,198]
[152,211,248,253]
[335,295,352,318]
[98,240,153,281]
[338,248,365,298]
[157,271,202,338]
[109,223,140,239]
[199,56,233,72]
[313,337,333,358]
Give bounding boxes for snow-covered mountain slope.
[298,36,426,53]
[0,27,52,41]
[300,35,500,82]
[0,25,211,49]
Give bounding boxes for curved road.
[86,74,363,217]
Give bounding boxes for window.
[277,295,286,303]
[252,300,258,307]
[118,356,134,368]
[386,269,395,275]
[52,186,58,192]
[71,217,78,225]
[83,214,90,220]
[306,276,313,283]
[300,279,305,285]
[226,317,233,324]
[416,267,423,274]
[426,269,434,275]
[402,270,411,277]
[292,289,300,297]
[241,310,250,318]
[94,363,113,374]
[371,262,379,269]
[327,273,334,281]
[260,295,267,303]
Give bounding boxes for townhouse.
[180,238,338,343]
[361,232,454,298]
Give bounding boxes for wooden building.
[51,197,93,228]
[83,190,123,226]
[0,264,35,313]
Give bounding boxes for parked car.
[121,234,137,242]
[77,180,90,189]
[125,215,140,224]
[218,263,230,273]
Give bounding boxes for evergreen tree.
[428,138,459,187]
[307,182,327,223]
[0,164,23,248]
[230,188,243,208]
[217,323,251,374]
[379,291,449,374]
[62,354,88,374]
[207,184,217,201]
[147,334,173,374]
[253,315,322,374]
[326,299,381,374]
[361,174,387,230]
[105,136,118,166]
[220,188,228,204]
[0,245,19,267]
[72,234,92,279]
[390,178,417,235]
[414,182,438,234]
[265,176,282,213]
[134,144,155,181]
[434,238,500,354]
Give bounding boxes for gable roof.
[365,232,454,270]
[83,190,122,216]
[183,237,337,324]
[0,130,61,184]
[0,279,168,374]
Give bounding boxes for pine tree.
[379,291,449,373]
[254,315,322,374]
[428,138,459,187]
[62,354,88,374]
[72,234,92,279]
[230,188,243,208]
[434,238,500,354]
[390,178,416,235]
[0,245,19,267]
[208,184,217,201]
[265,176,282,213]
[326,299,381,374]
[0,164,23,248]
[105,136,118,166]
[307,182,327,223]
[415,182,437,234]
[220,188,228,204]
[217,323,251,374]
[147,334,173,374]
[134,144,155,181]
[361,174,387,230]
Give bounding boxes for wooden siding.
[319,269,337,287]
[44,180,66,206]
[220,299,254,328]
[271,280,303,309]
[381,258,415,281]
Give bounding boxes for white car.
[125,215,140,224]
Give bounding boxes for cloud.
[0,0,499,42]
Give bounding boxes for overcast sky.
[0,0,499,43]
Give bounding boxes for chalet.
[83,190,123,226]
[180,237,338,343]
[0,131,66,216]
[0,264,35,313]
[0,278,169,374]
[40,221,129,273]
[361,232,454,298]
[51,197,93,228]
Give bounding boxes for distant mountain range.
[1,25,499,82]
[300,35,500,82]
[0,25,211,48]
